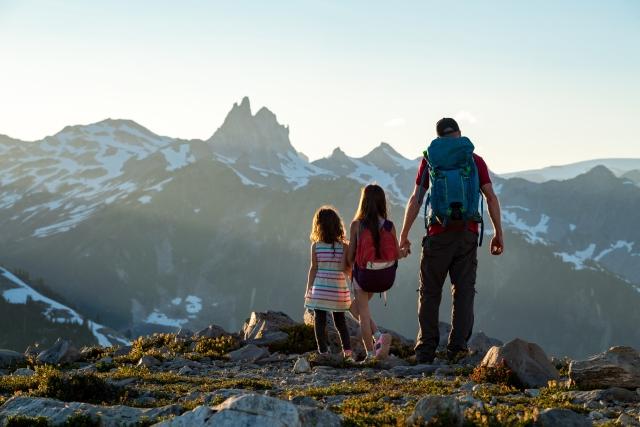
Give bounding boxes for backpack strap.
[478,193,484,247]
[417,154,429,206]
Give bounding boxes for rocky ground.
[0,310,639,426]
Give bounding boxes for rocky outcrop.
[155,394,341,427]
[533,408,592,426]
[227,344,270,362]
[0,396,182,426]
[36,338,80,365]
[0,349,26,369]
[195,324,229,339]
[481,338,560,388]
[569,346,640,390]
[303,309,415,359]
[406,395,463,426]
[242,311,296,345]
[468,332,503,359]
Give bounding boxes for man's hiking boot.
[446,348,470,364]
[415,352,435,364]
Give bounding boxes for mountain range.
[0,96,638,357]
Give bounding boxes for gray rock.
[569,346,640,390]
[293,357,311,374]
[154,405,216,426]
[390,364,439,377]
[297,405,342,427]
[533,408,592,427]
[137,355,161,368]
[468,332,503,358]
[213,394,301,426]
[176,328,193,339]
[242,311,298,346]
[616,413,640,426]
[303,309,414,359]
[202,389,248,405]
[177,366,193,375]
[525,388,541,398]
[227,344,270,362]
[36,339,80,365]
[481,338,560,388]
[0,396,181,427]
[12,367,35,377]
[195,324,229,339]
[113,345,132,357]
[0,350,26,369]
[564,387,640,404]
[406,395,463,426]
[289,396,321,408]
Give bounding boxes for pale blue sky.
[1,0,639,172]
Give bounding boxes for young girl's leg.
[313,310,329,353]
[331,311,351,352]
[350,290,378,339]
[355,287,375,353]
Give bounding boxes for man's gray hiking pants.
[415,229,478,360]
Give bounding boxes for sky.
[1,0,639,173]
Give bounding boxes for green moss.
[33,367,121,404]
[194,336,239,359]
[63,412,99,427]
[470,362,523,389]
[5,416,50,427]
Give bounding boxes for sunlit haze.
[1,0,639,172]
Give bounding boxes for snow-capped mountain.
[0,266,128,350]
[208,97,331,190]
[0,97,639,356]
[501,158,640,183]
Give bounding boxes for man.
[399,117,504,363]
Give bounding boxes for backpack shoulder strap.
[417,153,429,206]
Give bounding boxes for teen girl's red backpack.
[353,219,399,293]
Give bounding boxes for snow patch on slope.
[0,268,128,346]
[501,210,550,244]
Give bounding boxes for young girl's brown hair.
[310,206,346,247]
[354,184,388,257]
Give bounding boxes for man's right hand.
[490,234,504,255]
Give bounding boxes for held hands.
[399,237,411,258]
[490,234,504,256]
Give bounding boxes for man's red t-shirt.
[414,154,491,236]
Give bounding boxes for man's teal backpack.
[418,136,484,246]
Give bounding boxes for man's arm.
[399,185,425,257]
[481,183,504,255]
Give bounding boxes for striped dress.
[304,242,352,312]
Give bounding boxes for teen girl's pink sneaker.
[374,333,392,359]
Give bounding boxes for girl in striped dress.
[304,206,353,359]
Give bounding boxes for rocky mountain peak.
[208,98,296,168]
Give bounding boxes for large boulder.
[533,408,592,427]
[480,338,559,388]
[195,324,229,339]
[569,346,640,390]
[468,332,503,359]
[405,395,463,426]
[0,349,26,369]
[242,311,297,345]
[563,387,640,405]
[303,309,414,359]
[226,344,270,362]
[36,338,81,365]
[155,394,341,427]
[0,396,181,426]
